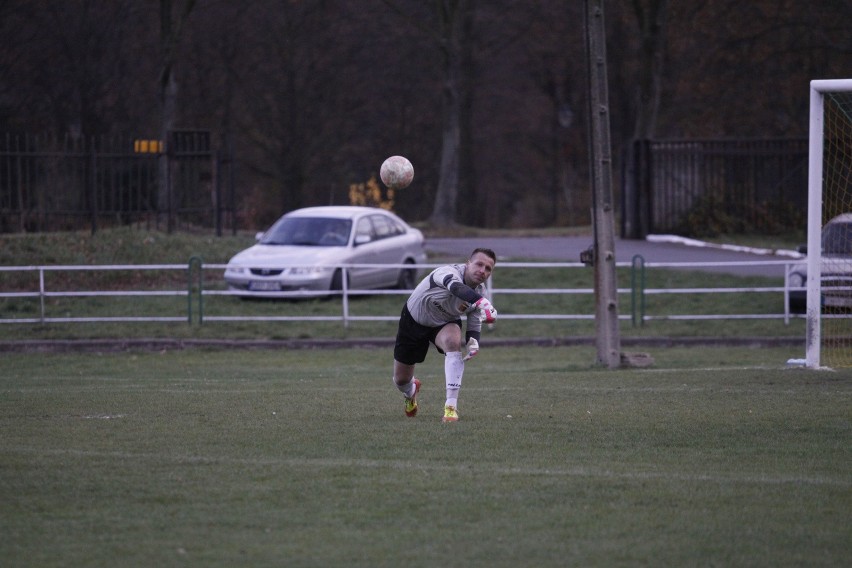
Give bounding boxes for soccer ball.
[379,156,414,189]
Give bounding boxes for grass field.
[1,345,849,567]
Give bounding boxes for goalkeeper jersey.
[405,263,486,334]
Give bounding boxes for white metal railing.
[0,259,812,327]
[0,264,191,324]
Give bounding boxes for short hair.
[470,247,496,263]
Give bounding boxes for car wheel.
[788,297,806,314]
[396,260,417,290]
[330,269,349,291]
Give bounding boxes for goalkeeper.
[392,247,498,422]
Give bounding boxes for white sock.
[445,351,464,407]
[395,377,416,398]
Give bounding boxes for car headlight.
[226,266,247,275]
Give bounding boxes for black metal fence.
[0,131,235,234]
[623,138,808,238]
[3,133,809,239]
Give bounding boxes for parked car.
[224,206,427,294]
[788,213,852,313]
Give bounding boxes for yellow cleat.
[404,379,421,417]
[442,405,459,423]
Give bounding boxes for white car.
[224,206,427,294]
[788,213,852,313]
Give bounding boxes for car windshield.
[822,221,852,256]
[260,217,352,246]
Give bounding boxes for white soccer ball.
[379,156,414,189]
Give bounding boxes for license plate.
[249,281,281,291]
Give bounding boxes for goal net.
[805,79,852,368]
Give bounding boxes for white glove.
[472,297,497,324]
[462,337,479,361]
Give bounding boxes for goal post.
[805,79,852,369]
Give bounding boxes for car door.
[346,216,383,289]
[366,213,406,287]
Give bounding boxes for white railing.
[0,259,808,326]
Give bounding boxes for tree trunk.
[623,0,668,238]
[158,71,177,232]
[157,0,195,232]
[632,0,667,139]
[428,0,466,227]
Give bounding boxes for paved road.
[425,236,801,278]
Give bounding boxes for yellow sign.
[133,139,163,153]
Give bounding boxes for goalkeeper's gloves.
[462,337,479,361]
[472,297,497,323]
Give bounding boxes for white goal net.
[805,79,852,368]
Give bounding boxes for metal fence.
[0,260,808,327]
[625,138,808,238]
[3,133,811,241]
[0,132,236,234]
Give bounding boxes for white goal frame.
[805,79,852,368]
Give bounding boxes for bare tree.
[0,1,155,136]
[158,0,196,232]
[524,0,588,226]
[614,0,669,238]
[629,0,668,139]
[2,0,852,233]
[426,0,468,226]
[227,1,395,224]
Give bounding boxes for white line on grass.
[5,446,848,489]
[7,379,843,396]
[635,366,831,373]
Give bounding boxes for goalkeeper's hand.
[472,297,497,324]
[462,337,479,361]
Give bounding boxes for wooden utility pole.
[584,0,621,368]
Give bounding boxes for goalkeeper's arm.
[444,279,497,320]
[441,277,490,360]
[446,278,482,305]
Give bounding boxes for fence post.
[342,267,349,328]
[631,255,646,327]
[188,256,203,324]
[39,267,46,323]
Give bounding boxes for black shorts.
[394,304,461,365]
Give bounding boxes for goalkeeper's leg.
[393,360,420,416]
[435,324,464,421]
[444,351,464,409]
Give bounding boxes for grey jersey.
[405,263,486,333]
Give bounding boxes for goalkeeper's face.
[465,252,495,286]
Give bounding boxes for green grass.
[1,346,849,567]
[0,226,256,265]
